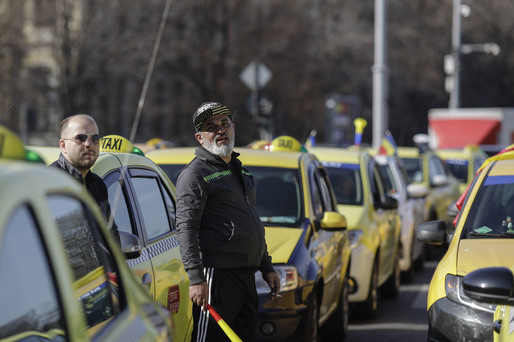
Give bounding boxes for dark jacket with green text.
[175,146,274,285]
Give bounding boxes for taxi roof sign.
[100,135,145,156]
[269,135,307,152]
[0,125,26,160]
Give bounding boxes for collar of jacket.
[57,153,94,185]
[195,146,240,164]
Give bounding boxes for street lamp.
[445,0,500,109]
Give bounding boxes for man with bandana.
[175,102,280,342]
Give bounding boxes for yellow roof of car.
[436,146,487,160]
[146,147,197,165]
[308,146,362,164]
[396,146,421,158]
[237,148,302,168]
[147,146,303,168]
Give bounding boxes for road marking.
[349,323,428,331]
[410,284,429,309]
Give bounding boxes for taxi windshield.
[159,164,186,184]
[323,164,363,206]
[445,159,469,183]
[400,157,423,183]
[463,174,514,239]
[248,166,302,227]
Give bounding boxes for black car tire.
[321,275,349,341]
[302,290,319,342]
[381,246,400,298]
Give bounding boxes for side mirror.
[120,231,142,259]
[407,183,429,199]
[379,194,398,210]
[447,200,459,219]
[431,174,449,187]
[463,267,514,305]
[417,220,446,245]
[320,211,347,231]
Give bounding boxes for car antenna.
[128,0,173,143]
[0,103,15,122]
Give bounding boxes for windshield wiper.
[469,231,514,238]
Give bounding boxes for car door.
[103,166,192,341]
[368,158,398,284]
[307,159,345,319]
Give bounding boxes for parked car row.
[2,122,476,342]
[148,135,457,340]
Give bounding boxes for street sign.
[240,60,272,91]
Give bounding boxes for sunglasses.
[63,134,102,144]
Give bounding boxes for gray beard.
[203,133,235,157]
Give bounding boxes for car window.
[0,205,66,341]
[462,174,514,238]
[249,166,301,226]
[159,164,186,184]
[48,195,122,333]
[311,166,336,213]
[444,159,468,183]
[323,163,363,206]
[104,170,137,235]
[131,175,174,239]
[429,155,447,180]
[379,163,398,194]
[400,157,423,183]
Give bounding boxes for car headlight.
[445,274,496,313]
[255,265,298,294]
[348,229,364,249]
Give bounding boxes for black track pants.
[191,267,259,342]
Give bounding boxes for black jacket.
[50,153,120,244]
[175,146,274,285]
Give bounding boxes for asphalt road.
[345,247,445,342]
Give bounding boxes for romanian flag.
[304,129,317,149]
[353,118,367,146]
[379,130,398,156]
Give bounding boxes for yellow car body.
[309,146,402,319]
[148,146,352,341]
[397,146,460,226]
[0,127,173,341]
[436,145,488,194]
[419,155,514,341]
[28,136,193,342]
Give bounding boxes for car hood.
[457,239,514,274]
[337,204,366,230]
[264,227,304,264]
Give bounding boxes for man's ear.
[59,139,66,151]
[194,132,203,145]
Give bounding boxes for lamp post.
[448,0,462,109]
[446,0,500,109]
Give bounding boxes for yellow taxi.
[397,145,460,227]
[148,138,352,341]
[309,146,402,319]
[0,126,172,341]
[436,145,488,194]
[29,135,193,342]
[463,266,514,342]
[418,151,514,341]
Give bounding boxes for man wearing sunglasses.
[50,114,120,244]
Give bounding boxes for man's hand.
[189,282,209,310]
[265,272,281,301]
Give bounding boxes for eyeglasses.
[63,134,102,144]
